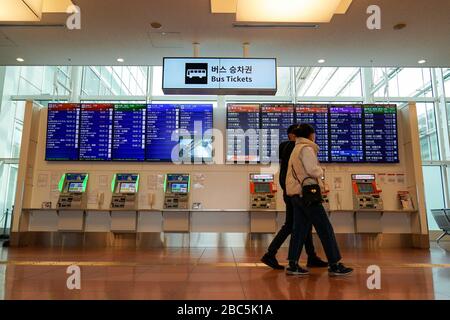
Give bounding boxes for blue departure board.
[364,105,399,163]
[46,103,399,164]
[329,105,364,162]
[260,104,294,163]
[146,104,179,162]
[79,104,113,161]
[226,103,399,164]
[226,104,260,162]
[112,104,146,161]
[295,105,330,163]
[46,103,80,161]
[178,104,214,160]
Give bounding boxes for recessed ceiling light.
[150,22,162,29]
[418,59,426,64]
[318,59,325,64]
[117,58,124,63]
[393,23,407,30]
[16,57,24,62]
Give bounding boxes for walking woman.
[285,124,353,276]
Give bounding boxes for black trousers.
[288,195,342,265]
[267,194,317,258]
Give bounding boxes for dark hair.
[287,124,300,135]
[293,124,315,138]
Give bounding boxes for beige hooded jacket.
[285,137,324,197]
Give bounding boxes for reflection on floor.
[0,242,449,300]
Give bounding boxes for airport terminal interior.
[0,0,450,300]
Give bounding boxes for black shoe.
[286,263,309,276]
[307,256,328,268]
[328,263,354,276]
[261,254,284,270]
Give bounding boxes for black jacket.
[279,140,295,193]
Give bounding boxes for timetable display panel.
[226,104,260,162]
[79,104,113,161]
[46,103,80,161]
[45,103,399,164]
[295,105,330,163]
[112,104,146,161]
[146,104,180,162]
[363,105,399,163]
[260,104,295,163]
[225,103,399,164]
[145,104,214,162]
[329,105,364,163]
[46,103,214,162]
[178,104,214,160]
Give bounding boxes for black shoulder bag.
[292,166,323,207]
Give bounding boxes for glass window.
[423,166,445,231]
[276,67,291,96]
[416,103,439,161]
[0,101,25,158]
[0,162,18,229]
[443,68,450,97]
[81,66,147,96]
[374,68,432,98]
[82,67,101,96]
[295,67,362,97]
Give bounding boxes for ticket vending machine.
[163,174,190,209]
[351,174,383,210]
[110,174,139,209]
[57,173,89,209]
[249,174,277,210]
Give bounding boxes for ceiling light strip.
[233,23,319,28]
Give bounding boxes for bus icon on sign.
[185,63,208,84]
[187,69,206,79]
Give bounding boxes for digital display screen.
[254,183,271,193]
[171,183,188,193]
[260,104,295,163]
[46,103,80,161]
[146,104,213,162]
[178,104,214,160]
[357,183,375,194]
[296,105,329,163]
[226,104,260,162]
[146,104,179,162]
[79,104,113,161]
[364,105,399,163]
[119,182,136,194]
[68,182,84,193]
[329,106,364,163]
[225,104,398,164]
[45,103,213,162]
[251,174,274,182]
[113,104,146,161]
[167,174,190,183]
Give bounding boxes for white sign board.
[162,57,277,95]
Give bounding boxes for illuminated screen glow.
[68,182,84,193]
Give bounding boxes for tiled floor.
[0,242,449,300]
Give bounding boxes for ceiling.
[0,0,449,67]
